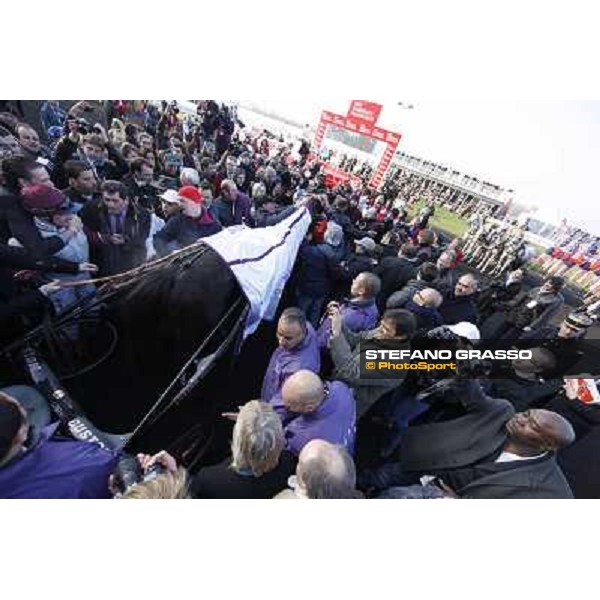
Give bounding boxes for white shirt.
[495,451,547,463]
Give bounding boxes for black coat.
[400,381,514,472]
[374,255,418,309]
[80,199,151,276]
[342,253,377,281]
[484,377,561,412]
[451,452,573,499]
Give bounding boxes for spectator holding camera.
[54,120,128,188]
[122,158,160,214]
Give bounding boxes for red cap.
[177,186,203,205]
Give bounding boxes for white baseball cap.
[446,322,481,342]
[160,189,181,204]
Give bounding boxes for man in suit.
[361,379,575,499]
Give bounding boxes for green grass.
[406,199,469,238]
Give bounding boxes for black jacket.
[374,255,418,309]
[546,394,600,499]
[400,380,514,472]
[342,253,377,281]
[80,198,151,276]
[451,452,573,499]
[1,243,79,344]
[0,192,66,258]
[439,292,479,325]
[190,451,296,499]
[435,267,459,295]
[386,279,430,309]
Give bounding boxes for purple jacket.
[317,298,379,348]
[213,191,253,227]
[284,380,356,456]
[0,424,119,499]
[261,323,320,404]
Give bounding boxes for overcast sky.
[257,100,600,234]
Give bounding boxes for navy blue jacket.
[154,213,222,256]
[296,242,340,297]
[439,292,479,325]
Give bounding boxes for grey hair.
[180,168,200,187]
[355,272,381,297]
[280,307,308,334]
[221,179,238,192]
[121,468,190,499]
[231,401,284,477]
[297,443,360,499]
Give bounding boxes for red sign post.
[312,101,401,189]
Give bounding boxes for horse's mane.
[114,245,243,374]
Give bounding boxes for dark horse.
[6,242,250,470]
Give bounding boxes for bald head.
[296,440,358,499]
[414,287,443,308]
[282,370,324,414]
[506,409,575,453]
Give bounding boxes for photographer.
[114,451,190,500]
[121,158,160,214]
[54,119,128,188]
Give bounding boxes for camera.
[112,455,166,495]
[68,117,93,135]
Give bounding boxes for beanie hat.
[21,184,68,216]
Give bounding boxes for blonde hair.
[230,401,284,477]
[121,467,190,499]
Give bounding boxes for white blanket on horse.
[204,207,311,337]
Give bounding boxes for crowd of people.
[1,100,599,499]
